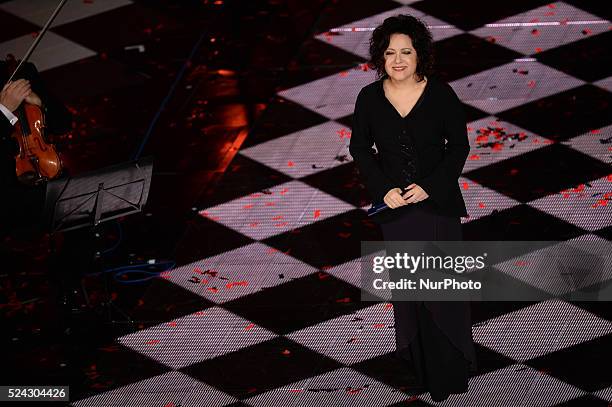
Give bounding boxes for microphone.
[366,185,413,217]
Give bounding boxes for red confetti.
[337,128,350,139]
[336,297,351,303]
[462,182,470,190]
[167,321,177,327]
[373,323,385,328]
[281,349,291,355]
[287,161,294,167]
[245,323,255,330]
[338,232,351,238]
[478,202,486,208]
[199,211,219,221]
[314,209,321,219]
[385,303,393,310]
[146,340,160,345]
[207,287,219,293]
[226,281,248,289]
[476,134,489,143]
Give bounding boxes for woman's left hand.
[402,183,429,203]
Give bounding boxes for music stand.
[44,157,153,326]
[44,156,153,233]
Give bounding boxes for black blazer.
[348,75,470,223]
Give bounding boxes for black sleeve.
[22,62,72,134]
[348,88,397,203]
[0,113,13,144]
[418,83,470,205]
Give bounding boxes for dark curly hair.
[368,14,434,82]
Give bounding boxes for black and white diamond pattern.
[3,0,608,405]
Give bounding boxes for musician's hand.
[402,183,429,203]
[0,79,31,111]
[24,91,42,107]
[384,187,408,209]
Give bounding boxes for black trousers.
[379,200,477,401]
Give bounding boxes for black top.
[348,75,470,224]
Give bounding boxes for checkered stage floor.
[2,0,611,406]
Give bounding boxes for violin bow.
[6,0,69,82]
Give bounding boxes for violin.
[6,55,62,185]
[3,0,68,185]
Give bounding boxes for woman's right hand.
[383,188,407,209]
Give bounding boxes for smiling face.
[384,33,419,81]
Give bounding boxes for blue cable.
[97,260,176,285]
[132,31,208,160]
[100,220,123,255]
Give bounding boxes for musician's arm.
[0,113,13,144]
[0,103,18,126]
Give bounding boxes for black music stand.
[44,157,153,233]
[44,157,153,327]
